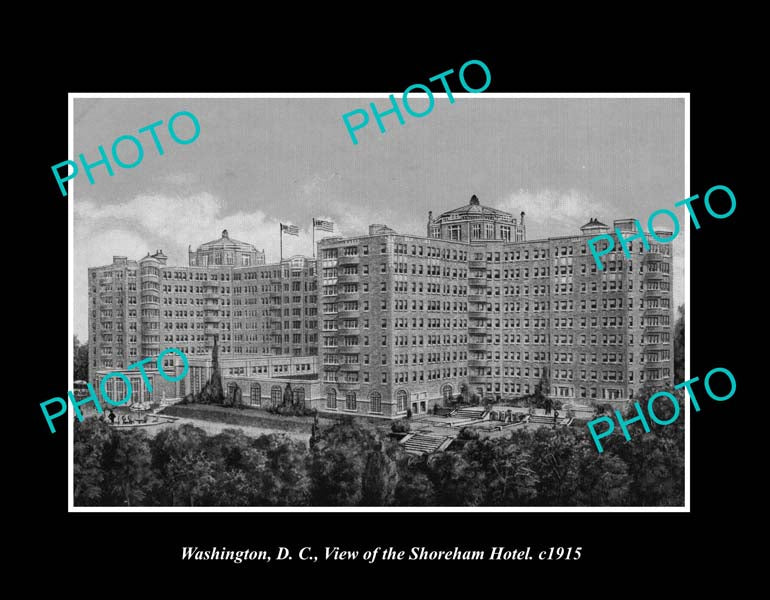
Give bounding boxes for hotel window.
[485,223,495,239]
[345,392,357,411]
[250,384,261,406]
[271,385,282,405]
[448,225,462,241]
[362,391,381,414]
[326,389,337,409]
[293,388,305,405]
[500,225,511,241]
[396,390,408,412]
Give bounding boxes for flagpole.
[312,219,316,258]
[280,223,283,265]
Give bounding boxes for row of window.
[323,245,470,261]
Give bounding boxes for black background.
[24,31,747,587]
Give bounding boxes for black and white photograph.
[20,35,748,585]
[70,94,686,509]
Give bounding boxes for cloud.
[317,197,376,238]
[295,171,377,238]
[493,188,607,239]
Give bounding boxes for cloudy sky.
[73,96,685,341]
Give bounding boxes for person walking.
[108,411,116,425]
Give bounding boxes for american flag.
[313,218,335,232]
[280,223,299,236]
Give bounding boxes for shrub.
[267,404,317,417]
[178,393,194,406]
[391,420,410,434]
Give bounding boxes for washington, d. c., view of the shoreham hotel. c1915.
[87,193,674,419]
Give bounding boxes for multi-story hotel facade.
[87,229,319,376]
[88,195,674,419]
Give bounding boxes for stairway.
[527,414,570,426]
[402,432,453,455]
[452,407,487,419]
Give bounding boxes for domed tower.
[189,229,265,267]
[428,194,520,243]
[139,253,161,358]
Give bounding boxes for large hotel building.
[88,195,674,418]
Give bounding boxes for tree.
[394,455,435,506]
[525,427,582,505]
[463,437,539,506]
[205,429,270,505]
[533,366,550,408]
[102,429,155,506]
[192,337,224,405]
[252,433,310,506]
[308,418,384,506]
[73,417,113,505]
[572,449,632,506]
[283,382,293,407]
[360,445,399,506]
[426,451,484,506]
[150,424,209,505]
[674,304,685,383]
[310,414,320,448]
[602,387,684,506]
[460,381,470,403]
[74,336,89,381]
[166,451,217,506]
